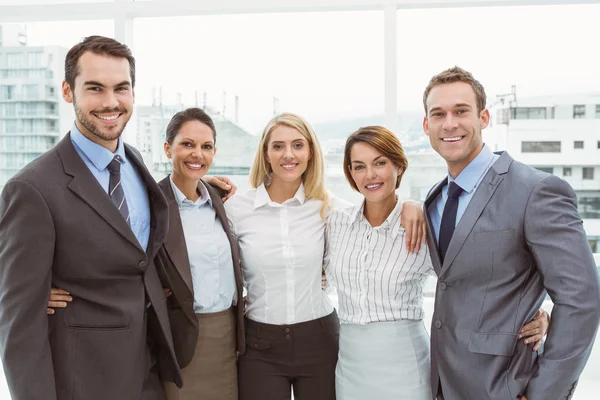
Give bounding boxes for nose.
[442,114,459,131]
[283,145,294,159]
[101,91,119,110]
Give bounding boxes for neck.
[75,120,119,153]
[364,193,397,227]
[447,144,484,179]
[171,171,201,202]
[266,175,302,204]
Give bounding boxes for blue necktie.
[439,182,464,262]
[107,155,130,225]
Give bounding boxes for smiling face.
[62,51,134,150]
[164,120,216,184]
[266,125,312,187]
[423,81,490,177]
[349,141,402,205]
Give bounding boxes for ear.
[62,80,73,104]
[163,141,172,159]
[480,108,490,129]
[422,115,429,136]
[132,87,136,104]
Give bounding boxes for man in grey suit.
[0,36,181,399]
[422,66,600,400]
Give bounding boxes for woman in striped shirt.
[325,125,548,400]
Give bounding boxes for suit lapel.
[57,134,144,252]
[424,178,446,275]
[157,177,194,294]
[439,152,513,278]
[204,182,243,295]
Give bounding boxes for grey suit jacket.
[154,176,245,370]
[0,134,182,400]
[424,151,600,400]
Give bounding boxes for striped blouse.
[324,199,434,325]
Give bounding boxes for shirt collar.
[169,175,211,209]
[70,121,126,172]
[448,144,495,194]
[351,197,404,238]
[253,182,306,209]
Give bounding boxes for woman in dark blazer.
[49,107,245,400]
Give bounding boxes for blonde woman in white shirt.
[325,126,549,400]
[224,113,425,400]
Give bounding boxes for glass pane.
[134,12,383,200]
[0,20,114,189]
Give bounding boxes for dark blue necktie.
[439,182,464,262]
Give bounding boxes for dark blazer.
[424,151,600,400]
[154,176,245,369]
[0,134,181,400]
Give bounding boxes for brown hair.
[343,126,408,191]
[422,66,487,114]
[65,36,136,89]
[165,108,216,144]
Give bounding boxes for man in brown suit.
[0,36,181,400]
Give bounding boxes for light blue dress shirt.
[169,177,237,314]
[430,144,500,242]
[70,122,151,251]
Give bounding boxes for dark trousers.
[238,310,339,400]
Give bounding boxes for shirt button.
[435,320,442,329]
[254,343,259,348]
[285,328,290,333]
[439,282,447,291]
[139,260,147,268]
[285,334,291,340]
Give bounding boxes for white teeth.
[185,163,203,169]
[281,164,297,169]
[97,114,119,121]
[442,136,462,142]
[366,184,381,189]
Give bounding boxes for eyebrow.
[429,103,472,113]
[83,81,131,88]
[271,139,305,144]
[351,156,386,164]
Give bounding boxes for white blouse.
[325,199,434,325]
[224,183,338,325]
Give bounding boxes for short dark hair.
[65,36,136,89]
[343,126,408,191]
[165,108,217,145]
[423,66,487,114]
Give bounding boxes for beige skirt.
[164,307,238,400]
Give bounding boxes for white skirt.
[335,319,432,400]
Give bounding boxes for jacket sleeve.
[523,174,600,400]
[0,179,57,400]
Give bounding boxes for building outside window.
[596,104,600,118]
[510,107,548,120]
[573,104,586,118]
[563,167,572,176]
[583,167,595,180]
[579,197,600,219]
[521,141,561,153]
[574,140,584,149]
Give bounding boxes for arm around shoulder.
[0,179,58,399]
[523,174,600,400]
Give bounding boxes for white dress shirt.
[224,183,336,325]
[325,199,434,325]
[170,177,237,314]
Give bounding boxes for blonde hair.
[249,112,329,218]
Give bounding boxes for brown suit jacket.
[0,134,181,400]
[154,176,245,369]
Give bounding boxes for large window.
[521,141,561,153]
[573,104,586,119]
[583,167,595,180]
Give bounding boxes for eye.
[431,112,443,117]
[202,144,214,150]
[375,161,387,167]
[456,109,467,115]
[293,142,304,149]
[181,142,193,147]
[272,144,282,150]
[352,165,364,171]
[116,87,129,92]
[87,87,101,92]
